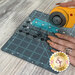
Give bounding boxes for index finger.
[55,33,75,44]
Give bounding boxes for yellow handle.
[50,6,75,28]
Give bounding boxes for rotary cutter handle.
[49,6,75,28]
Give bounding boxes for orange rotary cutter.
[49,6,75,28]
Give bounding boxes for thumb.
[56,1,75,7]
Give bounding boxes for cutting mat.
[1,10,75,74]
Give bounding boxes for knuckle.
[58,39,64,45]
[52,42,55,46]
[51,42,56,47]
[60,34,64,38]
[53,43,58,49]
[54,38,59,42]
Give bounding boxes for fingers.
[55,33,75,44]
[48,36,75,49]
[51,49,57,53]
[68,55,75,66]
[56,1,75,7]
[47,40,66,52]
[47,40,75,57]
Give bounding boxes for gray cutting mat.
[1,10,75,74]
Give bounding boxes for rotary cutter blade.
[49,12,66,27]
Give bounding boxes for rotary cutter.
[49,6,75,28]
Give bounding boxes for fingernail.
[51,50,57,53]
[47,40,53,45]
[48,36,54,40]
[55,33,61,36]
[47,40,49,43]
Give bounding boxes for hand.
[56,0,75,7]
[47,33,75,66]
